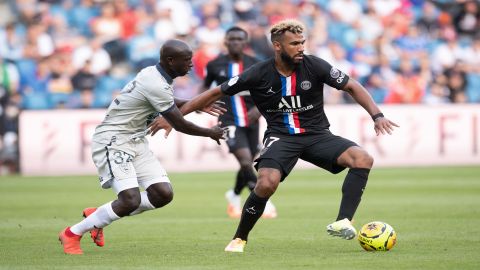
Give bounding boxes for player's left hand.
[148,117,173,138]
[198,101,226,117]
[374,117,399,136]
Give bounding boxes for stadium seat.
[22,92,53,110]
[466,74,480,103]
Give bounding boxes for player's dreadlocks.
[270,19,305,42]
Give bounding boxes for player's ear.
[166,56,174,66]
[272,40,282,51]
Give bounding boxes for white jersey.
[93,65,175,144]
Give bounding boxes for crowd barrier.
[19,104,480,176]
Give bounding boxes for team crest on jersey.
[330,68,340,79]
[228,76,239,86]
[301,81,311,90]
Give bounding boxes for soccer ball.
[357,221,397,251]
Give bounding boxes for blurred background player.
[58,39,227,255]
[200,26,277,219]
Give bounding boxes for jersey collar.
[155,63,173,85]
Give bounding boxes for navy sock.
[234,192,268,241]
[233,170,244,195]
[243,167,257,191]
[336,168,370,221]
[233,167,257,194]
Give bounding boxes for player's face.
[225,31,247,55]
[275,31,305,65]
[171,51,193,76]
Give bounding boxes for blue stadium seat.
[22,92,53,110]
[49,93,71,108]
[466,73,480,103]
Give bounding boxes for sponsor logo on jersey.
[266,96,314,113]
[266,87,275,94]
[228,76,239,86]
[300,80,311,90]
[279,96,302,109]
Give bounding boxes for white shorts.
[91,136,170,194]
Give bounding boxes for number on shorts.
[263,136,280,148]
[112,151,133,164]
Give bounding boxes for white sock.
[70,202,120,235]
[129,191,156,216]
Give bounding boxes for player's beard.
[280,51,300,67]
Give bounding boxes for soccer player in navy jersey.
[200,26,277,219]
[150,20,399,253]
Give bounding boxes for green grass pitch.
[1,167,479,269]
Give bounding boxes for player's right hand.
[209,123,228,145]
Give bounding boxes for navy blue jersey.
[221,55,349,135]
[204,54,259,126]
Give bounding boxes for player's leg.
[232,148,256,193]
[335,146,373,222]
[131,140,174,215]
[225,134,301,252]
[225,167,282,252]
[247,124,277,219]
[225,147,254,218]
[131,182,173,215]
[300,131,370,240]
[60,186,141,254]
[224,126,254,218]
[59,143,140,254]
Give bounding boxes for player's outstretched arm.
[342,78,399,136]
[161,105,227,144]
[178,86,225,115]
[174,97,226,117]
[149,86,225,137]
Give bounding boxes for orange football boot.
[59,227,83,255]
[82,207,104,247]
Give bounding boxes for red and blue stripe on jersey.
[280,72,305,134]
[228,62,248,127]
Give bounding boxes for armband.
[372,113,384,121]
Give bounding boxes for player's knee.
[154,189,174,207]
[354,152,374,169]
[255,176,279,197]
[118,192,141,212]
[147,183,174,208]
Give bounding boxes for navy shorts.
[224,124,260,155]
[254,130,357,180]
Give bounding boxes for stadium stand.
[0,0,479,174]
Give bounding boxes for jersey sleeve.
[141,81,175,113]
[310,56,349,90]
[220,65,257,96]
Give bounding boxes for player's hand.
[148,117,173,138]
[374,117,399,136]
[199,100,227,117]
[209,122,228,145]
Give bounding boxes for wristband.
[372,113,384,121]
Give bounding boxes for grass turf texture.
[1,167,479,270]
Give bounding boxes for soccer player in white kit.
[59,40,227,255]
